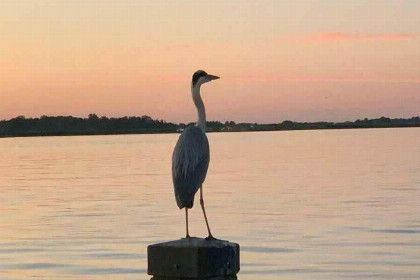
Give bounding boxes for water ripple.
[241,246,298,253]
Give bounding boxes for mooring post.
[148,237,240,279]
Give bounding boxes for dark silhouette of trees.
[0,114,419,138]
[0,115,178,137]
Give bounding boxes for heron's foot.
[205,235,217,241]
[185,234,191,239]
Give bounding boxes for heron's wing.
[172,126,210,208]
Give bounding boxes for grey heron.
[172,70,220,240]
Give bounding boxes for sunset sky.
[1,0,419,123]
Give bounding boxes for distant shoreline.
[1,125,420,139]
[1,115,419,139]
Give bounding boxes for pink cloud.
[296,32,417,42]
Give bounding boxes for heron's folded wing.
[172,126,210,198]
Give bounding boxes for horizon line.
[2,114,419,125]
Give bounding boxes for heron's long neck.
[192,85,206,131]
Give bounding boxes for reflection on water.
[0,128,420,280]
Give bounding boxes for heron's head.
[192,70,220,88]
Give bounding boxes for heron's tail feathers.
[176,195,194,209]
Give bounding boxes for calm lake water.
[1,128,420,280]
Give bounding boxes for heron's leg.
[185,208,190,238]
[200,186,214,239]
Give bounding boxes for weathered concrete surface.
[148,237,240,279]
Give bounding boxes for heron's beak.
[207,74,220,81]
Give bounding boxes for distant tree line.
[0,114,177,137]
[227,116,420,132]
[0,114,419,138]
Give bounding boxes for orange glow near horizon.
[1,1,420,123]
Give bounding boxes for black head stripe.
[192,70,207,87]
